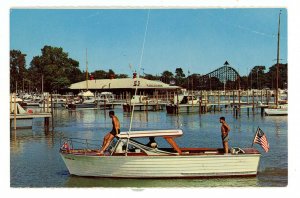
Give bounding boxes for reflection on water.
[10,108,287,187]
[65,176,259,188]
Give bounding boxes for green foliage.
[10,46,288,92]
[175,68,185,86]
[161,70,174,84]
[10,50,27,91]
[28,45,81,92]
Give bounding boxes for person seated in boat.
[220,116,230,154]
[146,137,158,148]
[99,111,120,154]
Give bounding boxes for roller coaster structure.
[199,61,240,90]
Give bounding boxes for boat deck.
[61,147,259,156]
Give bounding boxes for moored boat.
[264,104,288,116]
[60,129,260,178]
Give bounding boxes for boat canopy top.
[78,90,94,97]
[116,129,183,139]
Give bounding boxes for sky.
[10,8,287,77]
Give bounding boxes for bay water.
[10,106,287,187]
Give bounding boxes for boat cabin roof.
[116,129,183,139]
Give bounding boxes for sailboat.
[66,49,97,109]
[264,11,288,116]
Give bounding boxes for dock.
[123,103,164,112]
[10,113,52,129]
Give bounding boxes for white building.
[69,78,180,96]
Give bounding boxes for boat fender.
[61,142,70,152]
[230,147,245,154]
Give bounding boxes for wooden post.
[228,90,230,109]
[252,90,255,113]
[10,93,12,114]
[218,90,220,111]
[238,89,241,117]
[156,91,159,111]
[233,90,235,107]
[47,93,50,113]
[247,90,249,105]
[176,90,179,114]
[14,93,17,130]
[266,90,269,105]
[51,93,54,130]
[261,90,263,104]
[45,117,49,128]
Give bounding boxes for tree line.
[10,45,288,93]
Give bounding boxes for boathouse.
[68,78,180,96]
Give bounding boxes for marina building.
[68,77,180,96]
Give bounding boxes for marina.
[9,8,290,189]
[10,107,287,187]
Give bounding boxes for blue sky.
[10,8,287,76]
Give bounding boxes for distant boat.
[96,92,115,109]
[264,104,287,116]
[166,91,200,113]
[67,90,97,109]
[123,95,162,112]
[60,129,261,178]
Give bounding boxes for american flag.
[253,127,270,152]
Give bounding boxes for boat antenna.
[128,9,150,132]
[125,10,150,156]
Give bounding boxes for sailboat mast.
[275,11,281,108]
[86,48,88,90]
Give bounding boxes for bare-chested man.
[99,111,120,154]
[220,117,230,154]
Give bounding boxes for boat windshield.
[110,137,179,155]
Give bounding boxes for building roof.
[69,78,180,90]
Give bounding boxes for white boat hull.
[264,108,288,116]
[60,153,260,178]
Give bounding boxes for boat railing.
[60,137,101,152]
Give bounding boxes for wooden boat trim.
[164,136,182,154]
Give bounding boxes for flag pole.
[251,126,259,147]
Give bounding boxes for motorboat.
[264,104,288,116]
[60,129,260,178]
[166,92,200,114]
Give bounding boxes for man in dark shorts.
[220,117,230,154]
[99,111,120,154]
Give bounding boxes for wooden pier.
[10,93,53,129]
[10,113,52,129]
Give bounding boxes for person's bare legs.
[224,141,229,154]
[99,133,114,153]
[101,133,111,148]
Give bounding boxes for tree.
[92,70,107,79]
[248,65,266,89]
[10,50,27,92]
[144,73,160,80]
[161,70,174,84]
[175,68,185,86]
[116,74,128,78]
[265,63,287,89]
[28,45,81,92]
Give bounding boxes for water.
[10,106,288,187]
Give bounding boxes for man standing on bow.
[220,117,230,154]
